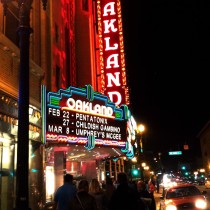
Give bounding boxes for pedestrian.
[104,177,116,203]
[156,178,160,193]
[108,172,139,210]
[129,180,137,190]
[54,173,77,210]
[148,177,156,210]
[69,179,98,210]
[101,180,106,190]
[137,180,152,210]
[89,178,108,210]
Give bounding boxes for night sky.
[121,0,210,170]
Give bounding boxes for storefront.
[0,91,43,210]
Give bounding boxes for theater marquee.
[41,85,130,151]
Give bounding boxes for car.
[205,179,210,189]
[159,183,207,210]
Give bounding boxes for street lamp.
[1,1,47,210]
[136,123,145,180]
[137,124,145,153]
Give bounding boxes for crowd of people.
[53,173,159,210]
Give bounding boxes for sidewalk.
[154,188,163,210]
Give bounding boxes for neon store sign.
[97,0,129,106]
[42,85,134,151]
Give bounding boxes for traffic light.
[181,166,186,170]
[106,172,110,177]
[131,168,140,177]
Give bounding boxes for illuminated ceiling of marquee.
[53,144,125,161]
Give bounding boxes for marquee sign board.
[42,85,129,150]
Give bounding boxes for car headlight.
[195,199,207,209]
[166,204,177,210]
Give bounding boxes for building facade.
[197,121,210,177]
[0,1,135,210]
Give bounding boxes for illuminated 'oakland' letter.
[103,2,116,16]
[108,91,122,106]
[106,54,119,68]
[104,37,118,50]
[103,19,117,33]
[106,72,121,87]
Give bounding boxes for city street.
[154,185,210,210]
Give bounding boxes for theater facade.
[0,0,138,209]
[42,84,137,203]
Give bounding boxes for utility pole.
[14,2,31,209]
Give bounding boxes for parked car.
[205,179,210,189]
[159,183,207,210]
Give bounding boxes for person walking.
[69,179,98,210]
[108,172,139,210]
[148,177,156,210]
[156,178,160,194]
[137,180,152,210]
[54,173,77,210]
[104,177,116,204]
[89,178,108,210]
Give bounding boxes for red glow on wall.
[96,0,129,106]
[51,0,76,92]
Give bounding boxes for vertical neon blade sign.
[97,0,129,106]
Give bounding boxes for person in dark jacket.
[89,178,108,210]
[108,172,139,210]
[137,180,152,210]
[69,179,98,210]
[104,177,116,203]
[54,174,77,210]
[148,177,156,210]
